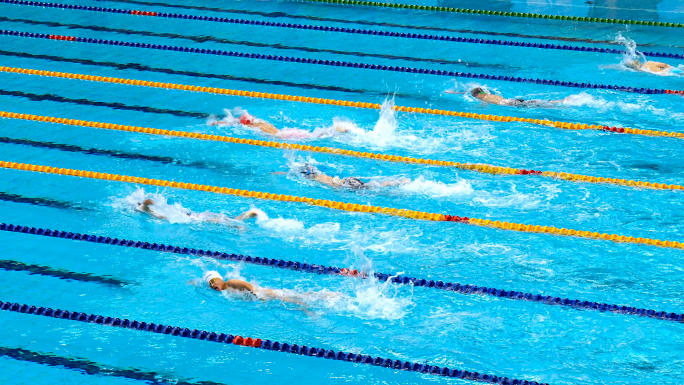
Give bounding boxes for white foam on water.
[399,176,475,198]
[561,91,684,120]
[333,97,458,154]
[311,250,414,320]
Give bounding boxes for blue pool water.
[0,0,683,384]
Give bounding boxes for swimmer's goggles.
[474,90,486,96]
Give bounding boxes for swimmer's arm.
[234,209,260,221]
[225,279,255,293]
[379,178,410,187]
[146,210,167,220]
[253,122,279,136]
[445,90,466,94]
[260,288,306,306]
[313,175,339,188]
[270,172,287,175]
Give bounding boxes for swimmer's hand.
[334,125,349,133]
[270,171,287,175]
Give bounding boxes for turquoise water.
[0,0,683,384]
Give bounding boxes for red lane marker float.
[232,336,263,348]
[48,34,76,41]
[130,10,158,16]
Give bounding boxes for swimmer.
[136,199,261,223]
[624,59,681,75]
[204,271,309,306]
[298,163,409,190]
[211,112,349,136]
[448,87,568,107]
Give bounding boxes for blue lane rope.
[1,223,681,323]
[1,30,677,95]
[1,0,682,60]
[0,300,549,385]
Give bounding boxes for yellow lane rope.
[1,66,683,140]
[0,160,681,249]
[2,110,681,191]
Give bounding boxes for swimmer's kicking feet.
[211,112,349,136]
[448,87,568,107]
[298,163,409,190]
[137,199,261,223]
[625,59,681,75]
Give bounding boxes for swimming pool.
[0,0,683,383]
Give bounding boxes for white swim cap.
[203,271,222,283]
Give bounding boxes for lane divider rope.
[0,160,682,249]
[2,66,683,140]
[1,222,680,322]
[2,110,682,191]
[2,30,681,95]
[2,0,682,60]
[0,300,548,384]
[296,0,684,29]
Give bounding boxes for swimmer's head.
[239,113,254,125]
[625,59,645,70]
[204,271,224,291]
[471,87,487,98]
[299,163,319,179]
[137,199,155,211]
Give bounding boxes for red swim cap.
[239,114,254,125]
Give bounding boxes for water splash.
[399,176,474,198]
[316,249,413,320]
[562,92,684,120]
[330,96,468,154]
[616,32,646,67]
[615,33,683,76]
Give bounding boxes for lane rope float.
[2,0,682,60]
[1,222,680,322]
[2,110,683,191]
[296,0,684,29]
[0,160,682,249]
[2,30,682,95]
[0,301,548,384]
[2,66,683,140]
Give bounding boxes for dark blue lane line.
[3,30,668,94]
[0,302,548,385]
[0,49,418,98]
[2,223,682,323]
[0,259,129,287]
[0,136,238,173]
[0,191,87,211]
[0,346,225,384]
[94,0,650,47]
[0,16,517,70]
[0,88,207,118]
